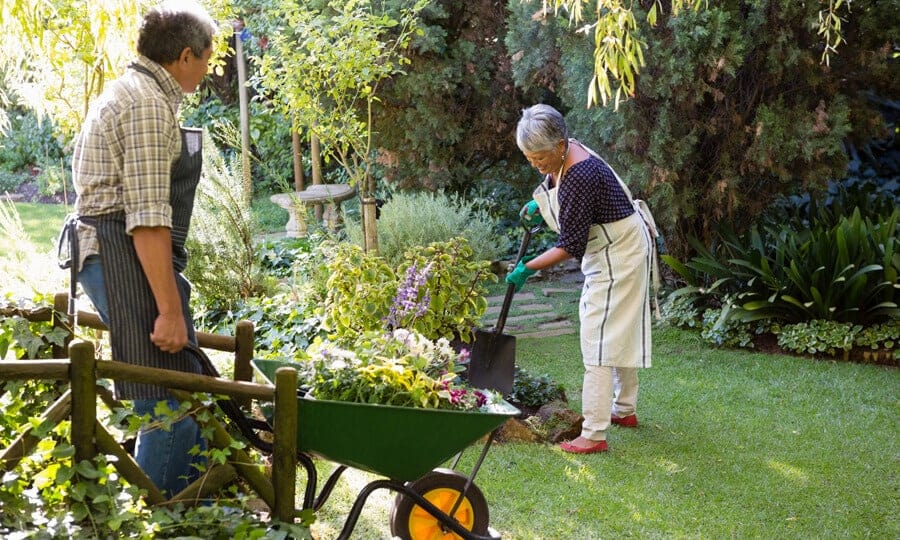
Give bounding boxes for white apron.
[533,143,652,368]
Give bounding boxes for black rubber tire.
[389,468,490,539]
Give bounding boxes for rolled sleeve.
[120,99,179,234]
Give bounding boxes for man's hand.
[519,200,543,226]
[150,312,188,353]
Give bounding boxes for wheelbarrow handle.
[494,222,541,335]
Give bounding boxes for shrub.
[509,368,566,410]
[0,108,64,173]
[320,237,496,344]
[185,133,278,309]
[664,207,899,327]
[344,190,503,266]
[0,169,29,194]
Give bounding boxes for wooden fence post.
[69,340,96,465]
[234,319,255,408]
[272,366,298,523]
[52,292,72,359]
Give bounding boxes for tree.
[254,0,427,252]
[0,0,234,137]
[506,0,899,259]
[540,0,862,110]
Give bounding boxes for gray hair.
[516,104,568,153]
[137,1,217,64]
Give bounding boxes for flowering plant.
[320,237,496,344]
[303,329,500,411]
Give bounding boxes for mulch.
[3,180,75,205]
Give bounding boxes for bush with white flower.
[303,329,501,411]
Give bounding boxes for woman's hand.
[519,200,543,226]
[505,255,537,292]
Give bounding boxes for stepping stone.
[537,320,574,330]
[540,287,580,297]
[484,302,555,315]
[515,327,577,339]
[485,292,535,303]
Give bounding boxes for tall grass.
[0,201,67,300]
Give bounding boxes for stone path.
[480,264,583,338]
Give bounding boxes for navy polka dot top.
[556,156,634,260]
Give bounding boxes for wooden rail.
[0,293,300,522]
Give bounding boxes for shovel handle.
[494,223,539,334]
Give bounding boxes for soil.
[3,180,76,205]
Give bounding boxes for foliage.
[302,329,501,411]
[0,107,64,172]
[344,190,505,266]
[365,1,535,196]
[35,161,73,198]
[774,319,860,357]
[663,193,899,328]
[0,169,30,193]
[759,172,899,233]
[507,0,899,261]
[0,0,235,137]
[185,133,279,310]
[508,367,566,410]
[699,304,760,350]
[772,318,898,359]
[539,0,858,109]
[320,237,496,344]
[0,379,310,538]
[183,96,296,196]
[254,0,427,231]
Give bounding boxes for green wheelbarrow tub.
[252,358,520,482]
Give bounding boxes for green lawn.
[3,202,70,256]
[312,326,898,539]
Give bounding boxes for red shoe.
[559,439,608,454]
[611,414,638,427]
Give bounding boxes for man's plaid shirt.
[73,55,184,270]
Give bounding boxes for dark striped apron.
[93,125,204,400]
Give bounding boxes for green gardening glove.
[505,256,537,292]
[519,200,543,226]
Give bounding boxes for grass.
[3,202,70,256]
[308,320,898,539]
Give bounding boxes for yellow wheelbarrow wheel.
[390,468,490,539]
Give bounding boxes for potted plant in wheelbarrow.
[253,328,518,539]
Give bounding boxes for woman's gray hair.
[516,104,568,153]
[137,1,217,64]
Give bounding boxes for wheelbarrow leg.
[447,430,497,518]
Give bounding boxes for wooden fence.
[0,292,298,522]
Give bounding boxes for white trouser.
[580,365,638,441]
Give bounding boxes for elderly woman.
[507,104,652,454]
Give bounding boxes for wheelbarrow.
[251,357,520,540]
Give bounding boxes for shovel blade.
[465,329,516,395]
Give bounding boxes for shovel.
[465,222,540,395]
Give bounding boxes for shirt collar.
[132,55,184,109]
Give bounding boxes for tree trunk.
[235,28,252,206]
[310,132,323,220]
[291,121,304,192]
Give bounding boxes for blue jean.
[78,255,110,324]
[133,397,207,496]
[79,255,207,496]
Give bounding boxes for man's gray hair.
[137,1,217,64]
[516,104,568,153]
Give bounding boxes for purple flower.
[385,262,433,329]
